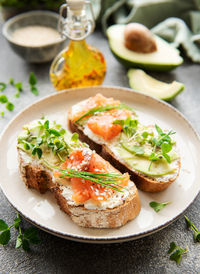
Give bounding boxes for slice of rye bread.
[68,111,181,193]
[18,149,141,228]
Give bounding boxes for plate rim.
[1,86,200,243]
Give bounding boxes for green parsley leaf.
[32,147,42,159]
[31,86,39,96]
[48,128,61,136]
[22,140,31,150]
[29,72,37,86]
[22,239,30,251]
[14,214,21,229]
[0,230,11,245]
[6,102,14,111]
[114,118,138,138]
[0,219,8,231]
[71,132,79,142]
[0,213,41,250]
[148,125,176,171]
[0,94,8,103]
[162,152,171,163]
[15,234,23,248]
[155,124,163,135]
[142,131,149,138]
[194,231,200,242]
[0,82,7,92]
[161,142,172,154]
[44,120,49,130]
[185,216,200,242]
[59,128,66,135]
[24,227,40,244]
[15,90,20,98]
[9,78,14,85]
[15,82,23,92]
[185,216,193,228]
[168,242,178,254]
[168,243,188,264]
[149,201,170,212]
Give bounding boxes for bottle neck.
[58,1,95,41]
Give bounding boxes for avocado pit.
[124,23,157,53]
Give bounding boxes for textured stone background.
[0,24,200,273]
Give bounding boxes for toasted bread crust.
[101,145,181,192]
[53,185,140,228]
[18,149,141,228]
[18,149,52,194]
[68,110,180,193]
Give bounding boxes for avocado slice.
[128,69,184,101]
[107,25,183,72]
[114,144,177,177]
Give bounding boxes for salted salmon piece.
[71,93,120,122]
[87,108,132,141]
[54,149,129,204]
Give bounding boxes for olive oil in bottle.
[50,0,106,91]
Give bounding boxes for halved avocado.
[107,25,183,71]
[128,69,184,101]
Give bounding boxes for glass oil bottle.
[50,0,106,91]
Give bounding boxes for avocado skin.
[110,47,183,72]
[159,85,184,101]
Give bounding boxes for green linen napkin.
[98,0,200,62]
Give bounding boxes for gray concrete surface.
[0,25,200,273]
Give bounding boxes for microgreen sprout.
[185,216,200,242]
[114,117,138,138]
[149,201,171,212]
[0,82,7,92]
[29,72,39,95]
[148,125,176,171]
[0,213,40,251]
[17,120,81,161]
[14,82,23,98]
[168,242,188,264]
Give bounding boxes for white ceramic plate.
[0,86,200,243]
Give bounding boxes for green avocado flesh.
[110,131,179,177]
[17,120,84,167]
[128,69,184,101]
[107,25,183,72]
[113,143,177,177]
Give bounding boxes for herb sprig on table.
[168,242,188,264]
[0,213,40,251]
[29,72,39,95]
[185,216,200,242]
[0,72,39,117]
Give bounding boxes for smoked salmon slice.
[53,148,129,204]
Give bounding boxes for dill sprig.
[75,103,135,123]
[45,162,128,193]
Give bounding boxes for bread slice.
[18,146,140,228]
[68,99,181,193]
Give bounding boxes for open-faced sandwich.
[17,118,140,228]
[68,94,181,192]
